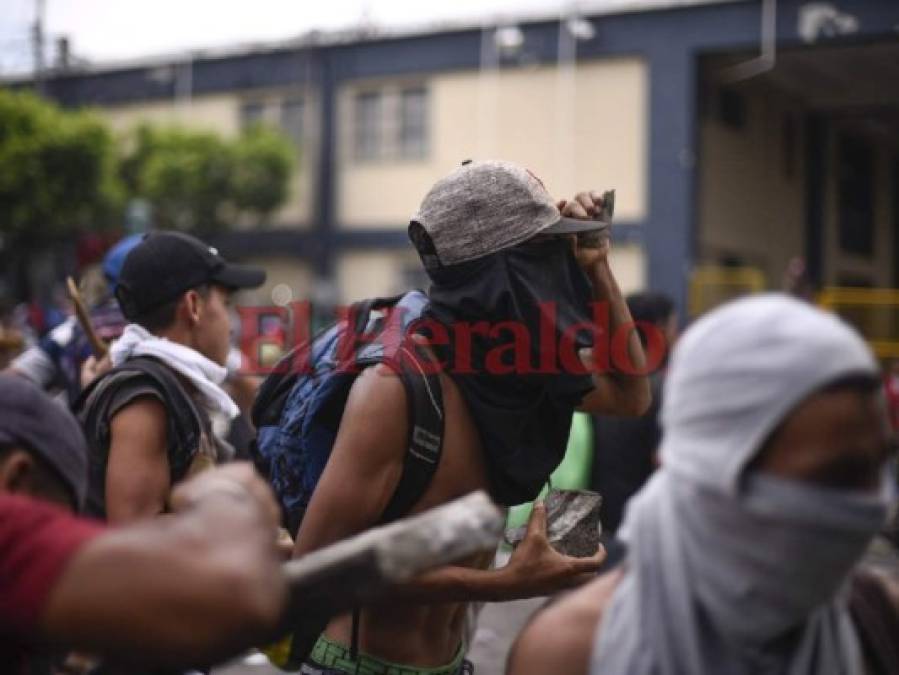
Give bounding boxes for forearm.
[588,261,650,414]
[105,489,167,524]
[42,497,285,666]
[392,539,600,605]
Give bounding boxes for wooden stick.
[66,276,108,358]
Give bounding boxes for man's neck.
[152,324,194,351]
[129,325,218,373]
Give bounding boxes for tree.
[0,92,294,303]
[231,125,295,225]
[121,123,294,234]
[0,90,123,246]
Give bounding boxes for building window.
[240,100,266,129]
[399,87,428,159]
[351,85,429,163]
[280,98,304,148]
[838,135,875,257]
[354,91,382,161]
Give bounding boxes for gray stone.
[504,489,603,558]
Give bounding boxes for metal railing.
[689,265,899,359]
[818,287,899,359]
[688,265,767,318]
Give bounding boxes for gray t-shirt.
[79,362,226,519]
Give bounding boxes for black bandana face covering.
[423,237,597,505]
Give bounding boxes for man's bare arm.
[578,258,651,416]
[105,396,170,523]
[292,366,408,557]
[559,192,651,417]
[294,369,604,602]
[40,464,287,668]
[390,502,604,603]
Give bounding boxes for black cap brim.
[542,216,611,235]
[211,263,266,290]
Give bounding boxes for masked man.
[510,294,899,675]
[292,160,650,674]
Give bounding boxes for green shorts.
[300,633,470,675]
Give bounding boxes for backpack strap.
[379,336,445,524]
[348,336,444,668]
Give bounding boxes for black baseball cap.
[0,374,89,509]
[115,231,266,320]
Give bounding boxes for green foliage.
[129,127,233,231]
[231,125,295,223]
[0,91,296,242]
[121,122,295,233]
[0,90,123,243]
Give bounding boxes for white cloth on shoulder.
[110,323,239,420]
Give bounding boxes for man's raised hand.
[557,191,612,270]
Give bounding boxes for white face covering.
[684,473,890,644]
[592,294,891,675]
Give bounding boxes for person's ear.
[183,290,203,326]
[0,450,37,495]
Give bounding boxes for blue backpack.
[251,291,445,537]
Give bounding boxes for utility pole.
[31,0,45,93]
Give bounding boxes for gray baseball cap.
[0,374,88,509]
[410,160,611,267]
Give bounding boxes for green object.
[505,412,594,532]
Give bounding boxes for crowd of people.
[1,158,897,675]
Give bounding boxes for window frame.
[353,90,384,162]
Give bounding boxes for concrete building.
[10,0,899,338]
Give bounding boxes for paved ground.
[464,597,546,675]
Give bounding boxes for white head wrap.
[592,294,889,675]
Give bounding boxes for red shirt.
[0,494,105,673]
